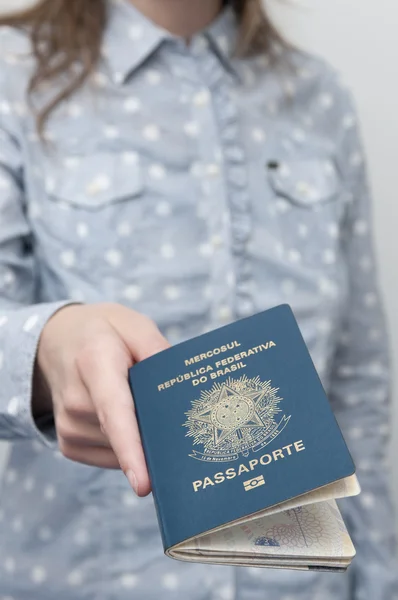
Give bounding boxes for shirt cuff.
[0,300,79,447]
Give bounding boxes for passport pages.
[129,305,360,571]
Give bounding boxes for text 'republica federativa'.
[157,340,277,391]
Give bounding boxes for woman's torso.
[0,2,355,598]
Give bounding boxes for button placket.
[183,40,235,326]
[191,41,254,322]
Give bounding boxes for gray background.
[0,0,397,534]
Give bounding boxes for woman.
[0,0,396,598]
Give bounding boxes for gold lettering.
[165,380,170,388]
[272,449,284,460]
[294,440,306,452]
[269,341,276,348]
[192,439,306,493]
[282,444,293,455]
[260,453,272,465]
[158,384,165,391]
[184,341,241,367]
[203,477,215,489]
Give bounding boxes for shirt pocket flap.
[268,158,341,207]
[48,152,143,209]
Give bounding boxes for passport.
[128,304,360,571]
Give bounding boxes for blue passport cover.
[128,305,355,551]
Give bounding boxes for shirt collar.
[205,5,239,76]
[104,0,170,84]
[104,0,239,85]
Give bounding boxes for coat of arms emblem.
[184,375,291,462]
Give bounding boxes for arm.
[0,118,170,494]
[0,83,74,446]
[329,86,398,599]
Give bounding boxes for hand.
[34,303,170,496]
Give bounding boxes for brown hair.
[1,0,283,134]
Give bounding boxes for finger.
[57,412,112,449]
[109,307,171,362]
[79,349,151,496]
[60,443,120,469]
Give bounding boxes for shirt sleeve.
[0,87,74,449]
[328,82,398,599]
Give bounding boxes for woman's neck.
[127,0,224,37]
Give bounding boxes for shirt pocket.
[266,157,346,268]
[267,157,341,209]
[47,152,144,210]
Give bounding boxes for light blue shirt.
[0,2,396,599]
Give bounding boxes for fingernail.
[126,470,139,495]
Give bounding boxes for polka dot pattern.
[149,164,166,179]
[0,13,393,599]
[67,570,84,586]
[105,249,123,267]
[143,124,160,141]
[124,97,141,113]
[22,315,39,332]
[60,251,76,268]
[73,529,90,546]
[120,573,138,589]
[123,285,142,301]
[161,573,179,590]
[160,243,175,259]
[31,566,47,584]
[76,222,89,238]
[184,121,200,137]
[44,485,57,501]
[7,396,22,417]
